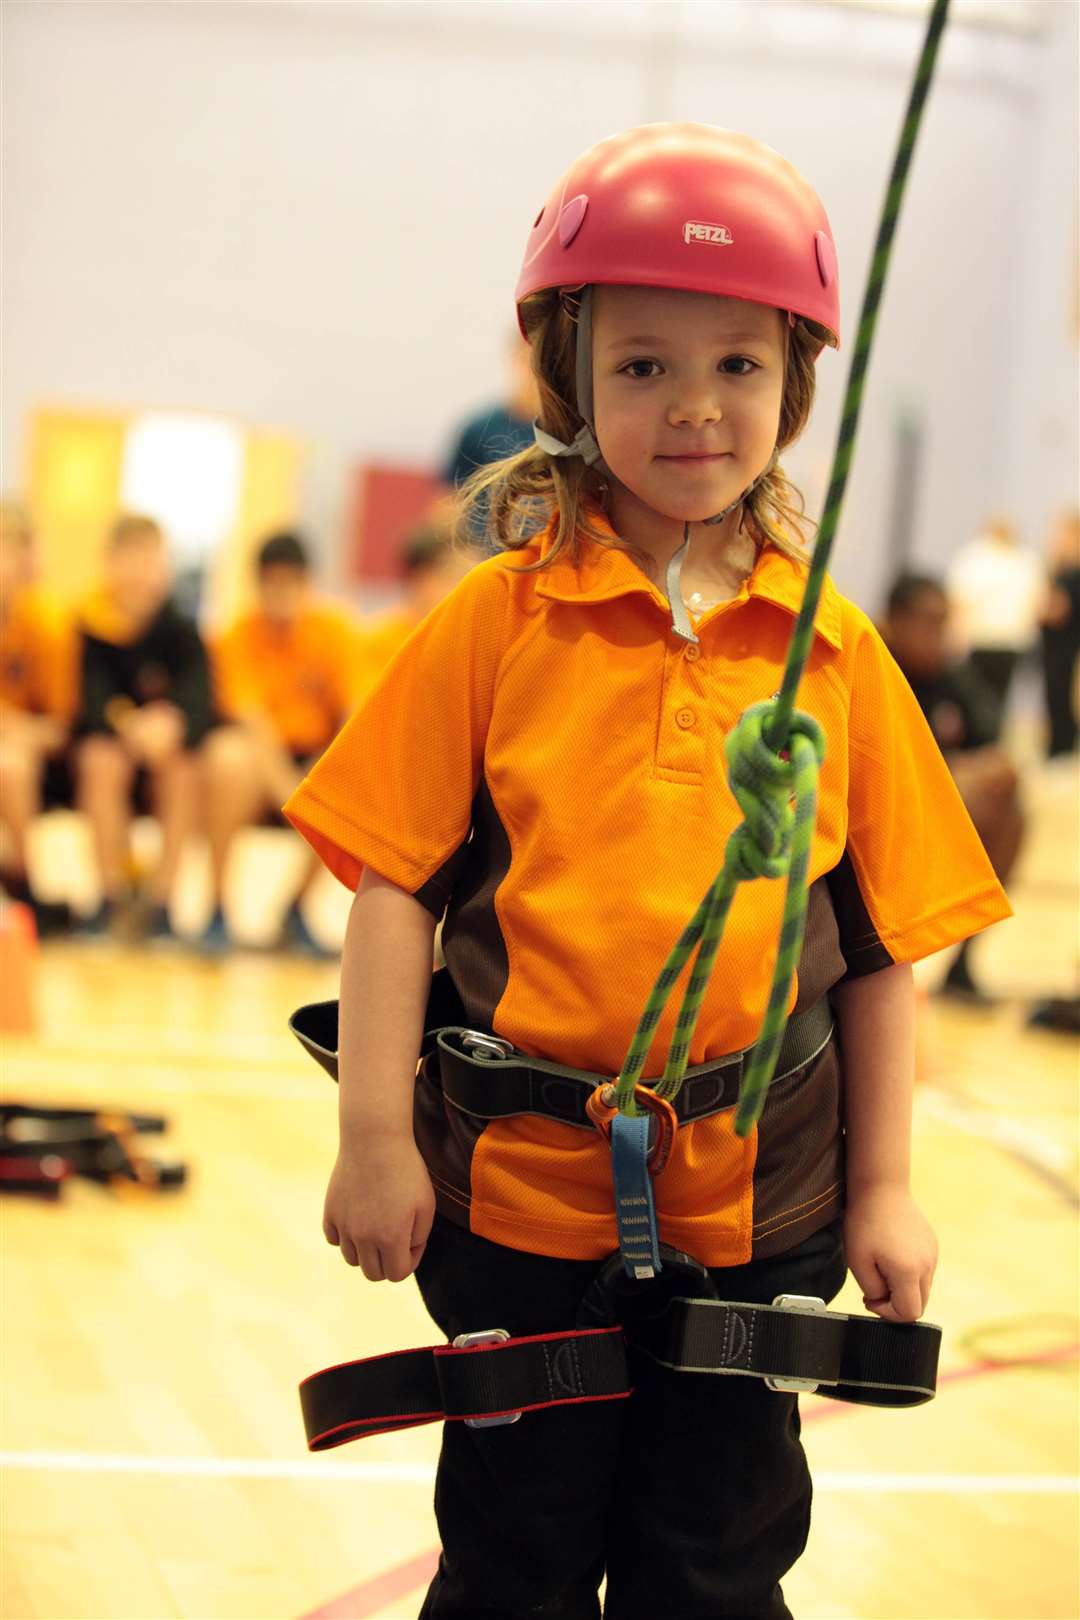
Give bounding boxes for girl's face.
[591,285,786,533]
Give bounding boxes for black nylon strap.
[300,1326,630,1451]
[638,1297,941,1406]
[299,1304,940,1450]
[289,987,834,1130]
[432,998,831,1129]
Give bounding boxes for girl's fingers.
[920,1266,935,1313]
[886,1272,923,1322]
[356,1243,384,1280]
[324,1220,340,1246]
[852,1254,888,1307]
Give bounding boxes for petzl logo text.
[683,221,734,246]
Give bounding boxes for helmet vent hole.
[533,207,545,228]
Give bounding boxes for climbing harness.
[292,973,941,1448]
[293,0,952,1444]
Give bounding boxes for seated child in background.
[204,531,360,955]
[881,573,1022,1003]
[353,523,483,701]
[75,513,213,939]
[440,330,539,493]
[0,500,78,933]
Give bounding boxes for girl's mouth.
[656,453,731,465]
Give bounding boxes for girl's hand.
[843,1186,938,1323]
[323,1135,435,1283]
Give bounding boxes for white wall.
[4,0,1076,608]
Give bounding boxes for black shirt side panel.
[825,851,896,979]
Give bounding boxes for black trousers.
[968,647,1020,742]
[414,1214,847,1620]
[1041,625,1079,758]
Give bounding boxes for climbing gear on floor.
[0,1102,188,1196]
[299,1258,942,1450]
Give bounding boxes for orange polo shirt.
[285,512,1010,1266]
[213,602,360,758]
[0,585,78,721]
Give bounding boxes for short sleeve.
[830,607,1012,975]
[283,559,509,901]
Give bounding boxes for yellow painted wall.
[203,429,305,630]
[24,407,303,624]
[27,408,129,605]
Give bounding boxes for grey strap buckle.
[765,1294,828,1394]
[532,421,604,467]
[460,1031,514,1063]
[451,1329,523,1427]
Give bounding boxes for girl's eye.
[619,360,662,379]
[721,356,758,375]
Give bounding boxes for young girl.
[285,124,1010,1620]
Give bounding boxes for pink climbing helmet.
[516,122,841,348]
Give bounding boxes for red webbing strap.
[300,1325,631,1451]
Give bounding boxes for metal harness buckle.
[459,1031,515,1063]
[451,1329,523,1428]
[765,1294,828,1394]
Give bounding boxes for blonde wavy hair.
[453,287,826,570]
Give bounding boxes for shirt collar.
[531,510,843,652]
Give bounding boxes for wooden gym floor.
[2,758,1077,1620]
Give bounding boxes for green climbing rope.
[615,0,952,1139]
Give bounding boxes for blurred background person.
[945,514,1041,741]
[440,329,539,492]
[204,530,359,956]
[1038,506,1080,760]
[353,522,483,701]
[0,499,77,934]
[74,514,213,940]
[881,573,1024,1004]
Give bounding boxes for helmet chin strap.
[532,286,607,469]
[532,285,779,641]
[666,449,779,643]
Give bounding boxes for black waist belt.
[289,974,834,1130]
[300,1295,942,1451]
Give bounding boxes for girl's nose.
[666,387,723,428]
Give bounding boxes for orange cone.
[0,901,38,1035]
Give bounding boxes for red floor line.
[299,1342,1080,1619]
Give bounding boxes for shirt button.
[683,644,701,663]
[675,707,696,730]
